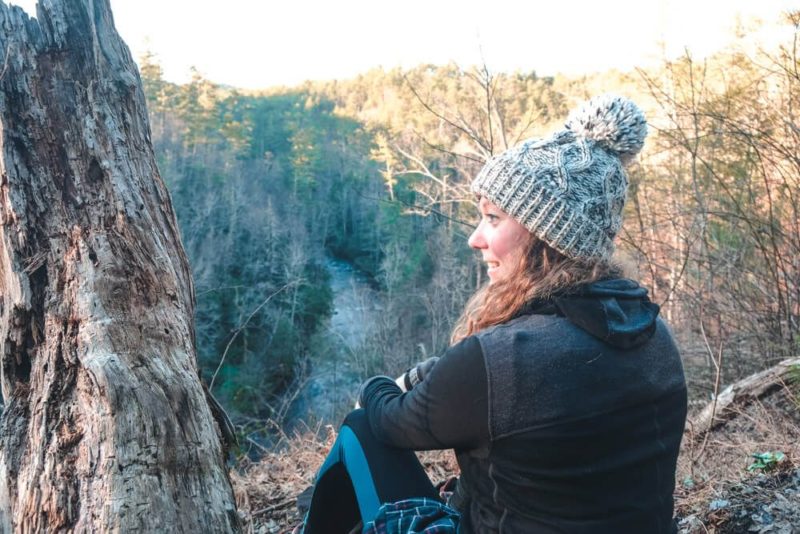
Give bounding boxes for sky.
[8,0,798,89]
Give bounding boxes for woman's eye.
[485,214,499,223]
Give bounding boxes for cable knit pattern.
[471,95,647,261]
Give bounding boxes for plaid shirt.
[363,498,460,534]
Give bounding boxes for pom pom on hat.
[565,94,647,164]
[471,94,650,261]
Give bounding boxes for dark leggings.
[303,409,440,533]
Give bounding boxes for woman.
[300,95,687,533]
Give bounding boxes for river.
[286,257,382,429]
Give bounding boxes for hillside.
[137,11,800,531]
[234,358,800,532]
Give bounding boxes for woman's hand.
[354,357,439,409]
[355,375,395,409]
[396,357,440,392]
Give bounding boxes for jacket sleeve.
[358,335,489,451]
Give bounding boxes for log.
[0,0,240,531]
[691,357,800,436]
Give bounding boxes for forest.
[0,1,798,531]
[137,15,800,527]
[139,11,800,438]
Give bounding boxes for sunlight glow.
[7,0,796,89]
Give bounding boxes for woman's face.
[468,197,530,284]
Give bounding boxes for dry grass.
[232,425,459,533]
[674,381,800,532]
[232,424,336,533]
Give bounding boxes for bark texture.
[0,1,240,531]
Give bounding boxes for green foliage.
[135,13,800,442]
[295,264,333,332]
[747,451,786,473]
[142,60,348,420]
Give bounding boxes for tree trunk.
[0,1,240,531]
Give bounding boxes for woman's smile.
[468,197,529,283]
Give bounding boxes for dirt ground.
[232,365,800,533]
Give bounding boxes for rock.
[709,499,730,511]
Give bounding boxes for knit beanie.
[471,94,647,261]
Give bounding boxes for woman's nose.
[468,225,486,249]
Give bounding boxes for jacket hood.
[552,278,660,349]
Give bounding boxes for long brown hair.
[451,233,622,344]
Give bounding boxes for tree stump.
[0,1,240,531]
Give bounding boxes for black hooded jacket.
[360,279,687,533]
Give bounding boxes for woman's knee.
[342,408,370,437]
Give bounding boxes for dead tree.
[0,1,240,531]
[690,357,800,438]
